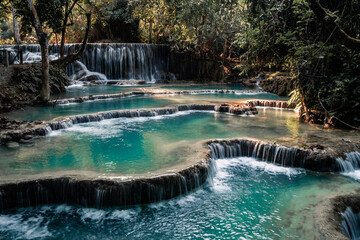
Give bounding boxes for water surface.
[0,157,358,239]
[0,109,354,178]
[6,93,287,121]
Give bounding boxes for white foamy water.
[337,152,360,181]
[0,214,52,239]
[342,171,360,181]
[49,110,213,138]
[212,157,304,192]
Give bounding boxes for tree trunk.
[26,0,50,102]
[149,21,152,44]
[39,38,50,101]
[11,2,21,45]
[60,0,79,58]
[60,0,69,58]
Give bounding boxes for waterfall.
[208,140,298,167]
[1,43,171,83]
[246,100,295,109]
[70,61,107,83]
[0,157,213,211]
[341,207,360,240]
[336,152,360,172]
[0,105,216,145]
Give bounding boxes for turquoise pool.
[5,92,287,121]
[0,157,358,239]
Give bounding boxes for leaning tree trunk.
[11,2,21,44]
[26,0,50,102]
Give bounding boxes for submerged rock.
[6,141,19,149]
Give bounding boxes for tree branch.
[51,12,92,67]
[307,0,360,51]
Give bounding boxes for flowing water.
[0,109,356,179]
[1,42,359,238]
[3,43,171,82]
[0,157,358,240]
[341,207,360,240]
[337,152,360,181]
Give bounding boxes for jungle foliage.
[0,0,359,128]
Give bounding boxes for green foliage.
[12,0,66,35]
[0,0,11,22]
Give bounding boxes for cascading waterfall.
[208,140,299,167]
[0,104,216,145]
[1,43,172,83]
[336,152,360,172]
[341,207,360,240]
[247,100,295,109]
[69,61,107,83]
[0,165,210,211]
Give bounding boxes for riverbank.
[0,64,70,113]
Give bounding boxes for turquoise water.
[1,158,359,239]
[5,93,287,121]
[55,84,250,100]
[159,84,249,91]
[54,85,147,99]
[0,109,354,178]
[1,85,358,239]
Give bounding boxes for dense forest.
[0,0,359,129]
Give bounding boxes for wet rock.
[6,141,19,149]
[19,138,34,144]
[217,104,230,112]
[309,145,325,150]
[315,194,360,240]
[23,135,33,140]
[215,104,258,115]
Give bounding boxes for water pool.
[0,157,359,239]
[5,92,287,121]
[0,109,355,179]
[55,84,251,100]
[55,85,147,99]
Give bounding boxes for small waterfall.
[70,61,107,83]
[2,43,171,83]
[341,207,360,240]
[247,100,295,109]
[336,152,360,172]
[208,140,298,167]
[0,105,216,145]
[0,156,214,210]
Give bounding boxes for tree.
[6,0,92,102]
[26,0,50,102]
[10,1,20,44]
